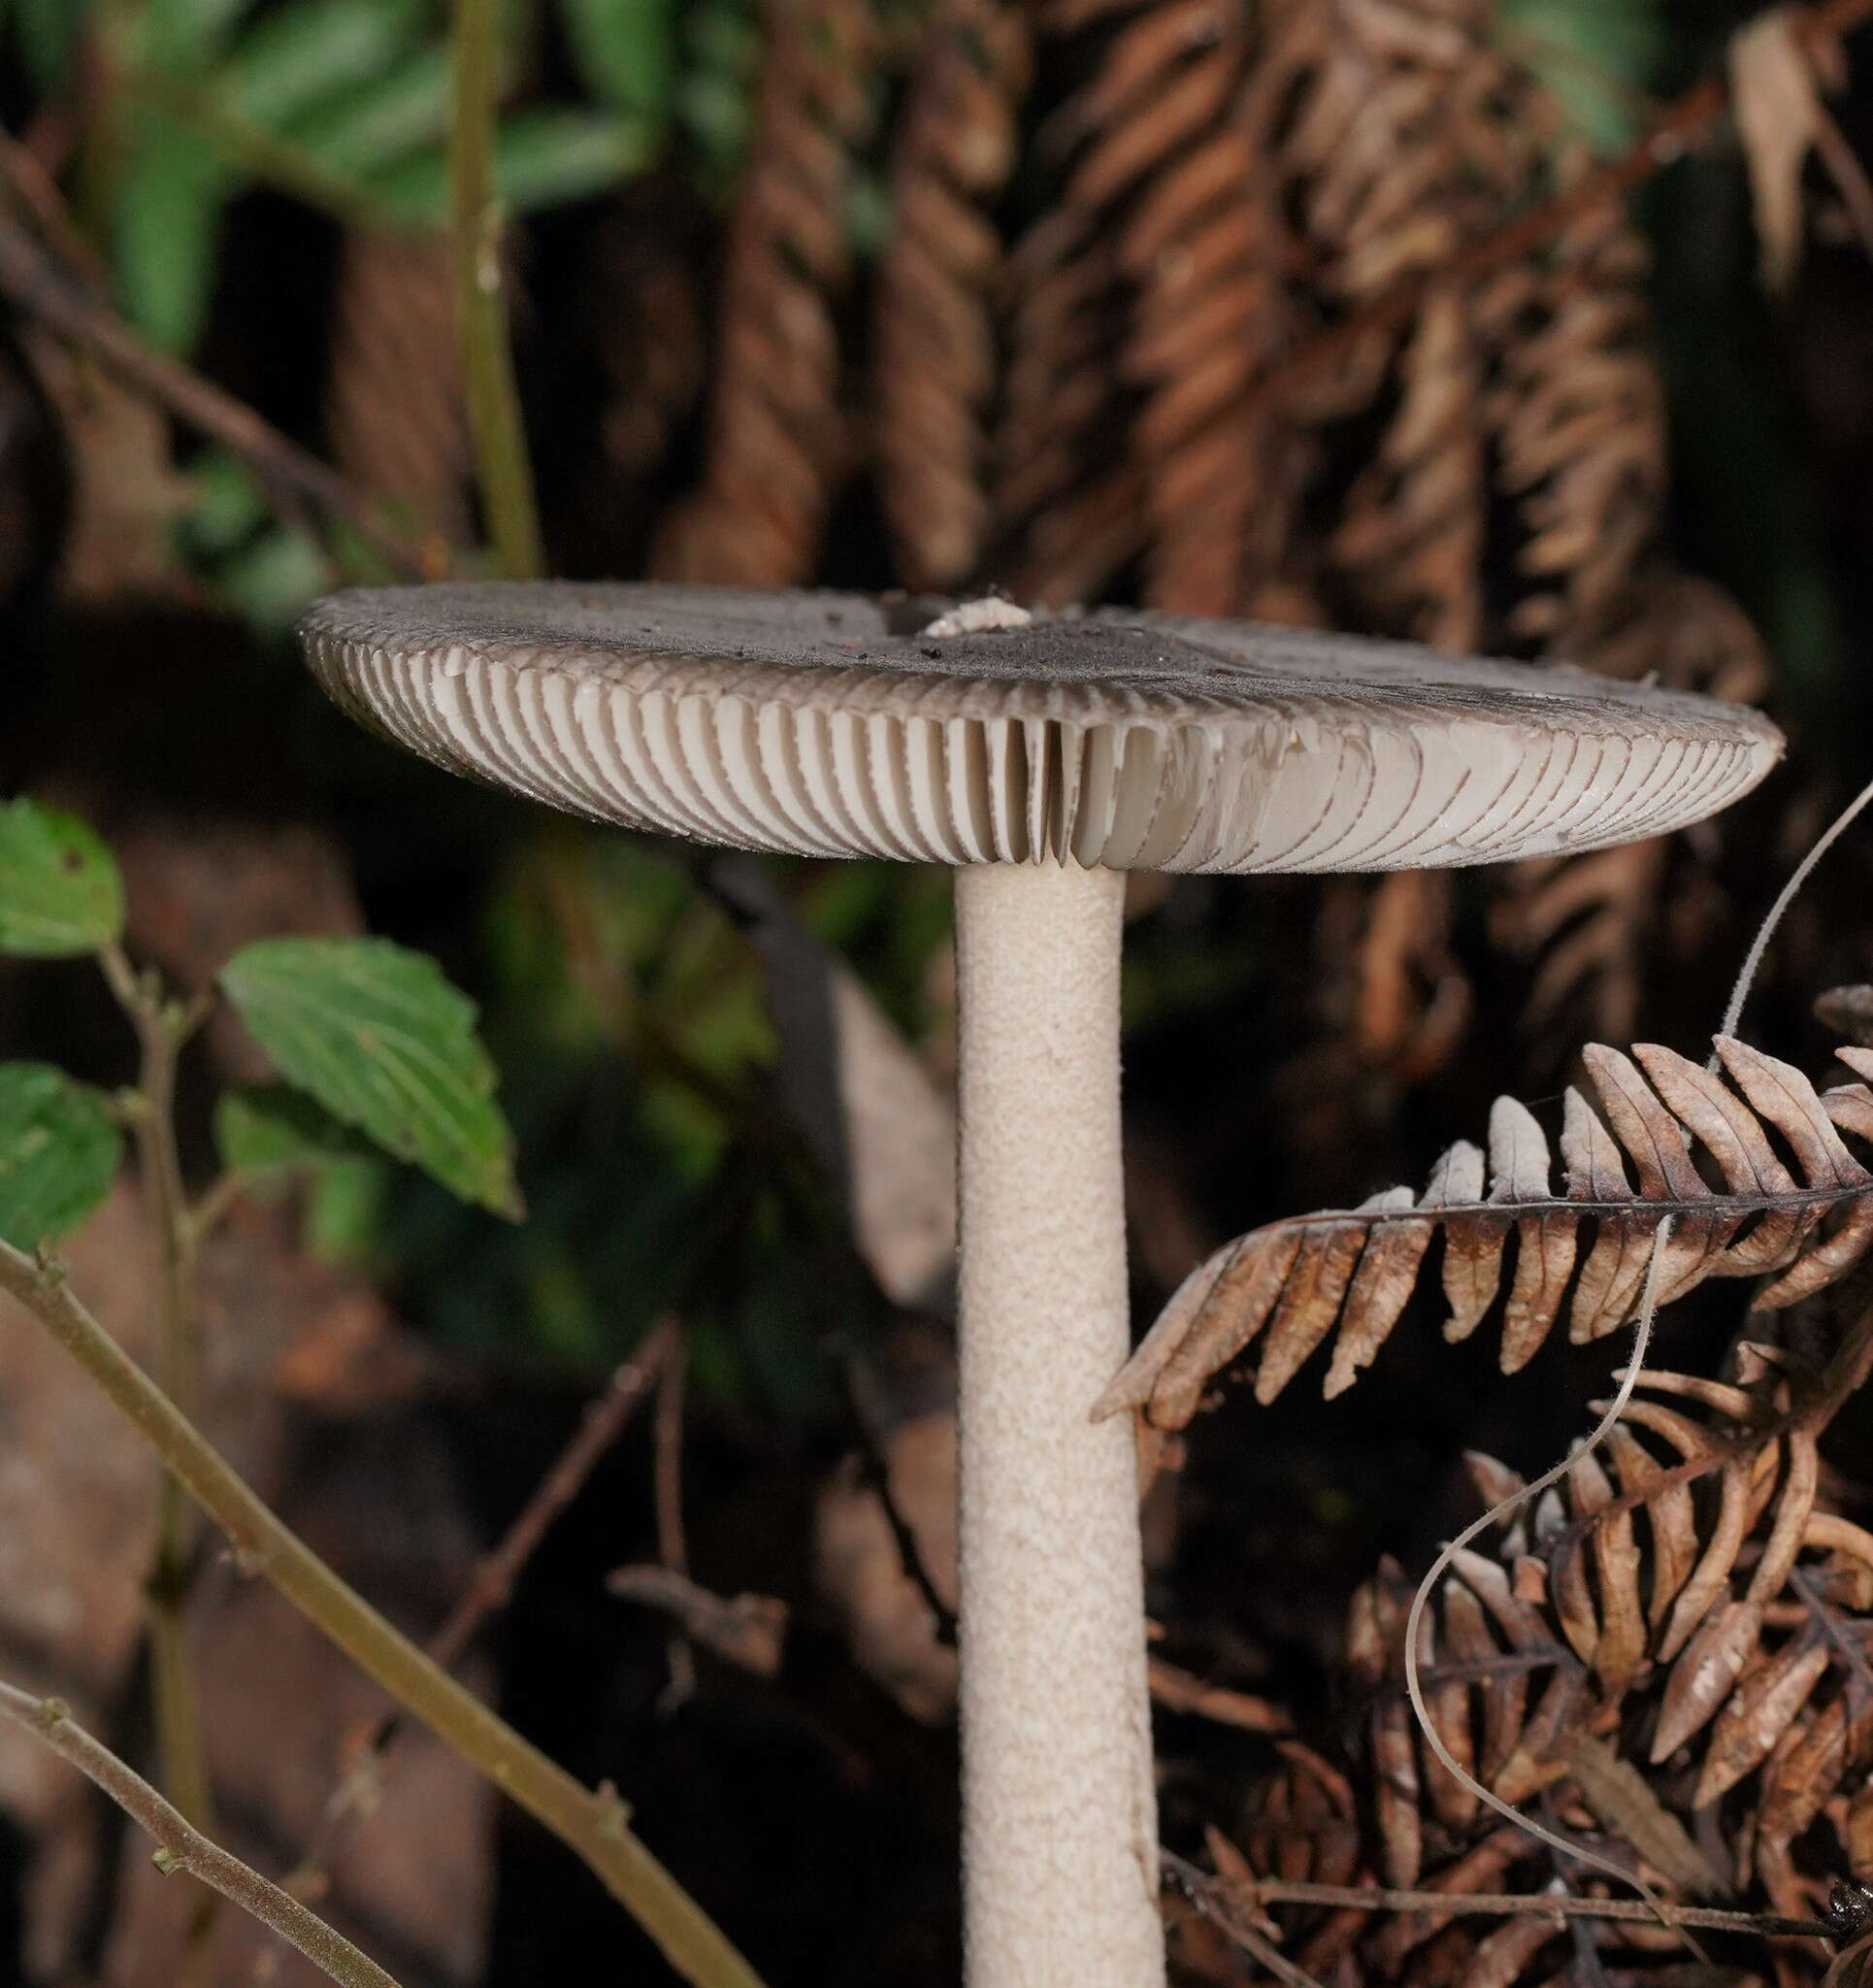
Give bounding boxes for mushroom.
[297,582,1781,1988]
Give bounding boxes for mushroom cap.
[300,582,1782,874]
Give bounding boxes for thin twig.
[0,1240,766,1988]
[448,1317,680,1672]
[1791,1568,1873,1699]
[122,69,417,237]
[100,944,219,1971]
[276,1314,679,1918]
[0,175,433,578]
[448,0,543,578]
[0,1679,403,1988]
[654,1328,698,1706]
[838,1348,959,1646]
[1230,1873,1828,1939]
[1255,0,1873,419]
[1161,1849,1329,1988]
[1145,1658,1291,1733]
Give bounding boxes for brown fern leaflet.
[653,0,877,585]
[1099,1039,1873,1429]
[1201,1341,1873,1983]
[874,0,1032,590]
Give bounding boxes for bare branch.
[0,155,435,580]
[0,1241,767,1988]
[0,1678,403,1988]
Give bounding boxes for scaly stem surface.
[952,860,1163,1988]
[0,1242,767,1988]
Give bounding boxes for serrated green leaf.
[562,0,674,122]
[218,0,423,129]
[0,799,124,956]
[113,114,229,351]
[219,937,520,1216]
[214,1083,374,1176]
[0,1064,119,1249]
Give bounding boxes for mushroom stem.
[953,859,1164,1988]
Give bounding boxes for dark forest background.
[3,0,1873,1981]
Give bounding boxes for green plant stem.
[0,1679,404,1988]
[99,944,219,1972]
[122,68,416,236]
[448,0,543,578]
[0,1241,767,1988]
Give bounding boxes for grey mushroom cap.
[299,582,1782,874]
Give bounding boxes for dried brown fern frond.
[1275,0,1519,648]
[990,0,1140,606]
[1099,1038,1873,1429]
[1333,283,1488,652]
[1495,576,1776,1045]
[652,0,876,585]
[1208,1342,1873,1983]
[874,0,1031,590]
[1113,0,1306,616]
[1338,868,1473,1083]
[1278,0,1543,306]
[325,231,470,547]
[1267,1,1680,661]
[995,0,1314,612]
[582,186,710,487]
[993,200,1141,603]
[1491,199,1664,652]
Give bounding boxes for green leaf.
[371,108,650,221]
[0,1064,119,1249]
[493,109,653,208]
[141,0,250,72]
[209,523,331,632]
[0,799,125,956]
[113,114,229,351]
[676,0,757,182]
[562,0,674,123]
[214,1083,374,1176]
[218,0,422,129]
[286,49,449,178]
[219,937,521,1215]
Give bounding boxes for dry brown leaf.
[1653,1598,1765,1763]
[1728,9,1868,291]
[812,1409,959,1723]
[1147,1658,1291,1733]
[1561,1734,1726,1899]
[1695,1634,1831,1806]
[1827,1934,1873,1988]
